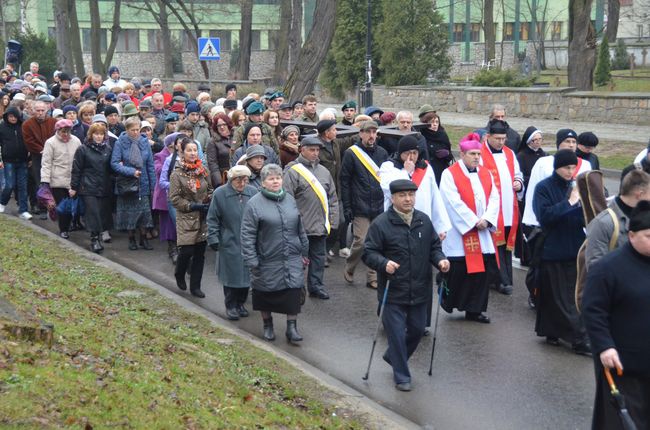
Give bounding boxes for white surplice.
[479,144,524,227]
[439,162,500,257]
[379,160,452,235]
[522,155,592,226]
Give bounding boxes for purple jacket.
[152,146,171,211]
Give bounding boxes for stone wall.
[370,85,650,125]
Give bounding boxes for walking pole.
[428,279,446,376]
[362,280,390,381]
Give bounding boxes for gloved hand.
[344,211,353,224]
[210,243,219,251]
[190,202,209,212]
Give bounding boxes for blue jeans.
[1,162,28,213]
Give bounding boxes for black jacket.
[517,144,547,190]
[378,131,429,159]
[576,149,600,171]
[0,107,28,163]
[70,140,114,197]
[420,126,453,185]
[363,207,446,306]
[340,142,388,221]
[583,242,650,377]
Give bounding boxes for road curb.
[14,215,420,430]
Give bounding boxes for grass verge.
[0,216,363,429]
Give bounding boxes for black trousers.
[307,235,326,292]
[51,187,72,233]
[175,241,207,292]
[497,226,514,286]
[223,286,248,309]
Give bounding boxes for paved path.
[16,210,596,429]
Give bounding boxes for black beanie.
[577,131,599,148]
[553,149,578,169]
[398,135,420,154]
[488,119,509,134]
[104,105,119,117]
[556,128,577,147]
[629,200,650,232]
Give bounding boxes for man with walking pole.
[363,179,450,391]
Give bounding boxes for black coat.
[420,126,453,185]
[340,142,388,221]
[533,172,585,261]
[576,148,600,171]
[583,242,650,377]
[0,107,28,163]
[363,207,446,306]
[70,141,114,197]
[517,144,547,190]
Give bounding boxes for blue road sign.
[198,37,220,61]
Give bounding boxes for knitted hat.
[398,135,419,154]
[223,99,237,110]
[364,106,383,117]
[245,144,267,160]
[281,125,300,139]
[170,103,185,113]
[107,65,120,76]
[92,114,108,124]
[62,105,78,114]
[185,101,200,115]
[556,128,577,147]
[553,149,579,169]
[104,105,119,117]
[164,132,182,147]
[380,111,396,125]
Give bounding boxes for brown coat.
[22,117,57,154]
[168,164,213,246]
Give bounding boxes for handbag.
[116,175,139,196]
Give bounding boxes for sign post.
[197,37,221,92]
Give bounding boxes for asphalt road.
[22,210,600,430]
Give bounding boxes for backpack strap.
[606,208,620,251]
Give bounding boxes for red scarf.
[182,158,207,190]
[448,163,497,274]
[480,144,519,251]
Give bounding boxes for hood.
[3,106,22,124]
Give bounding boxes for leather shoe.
[128,237,138,250]
[343,269,354,284]
[175,274,187,291]
[395,382,412,392]
[497,284,513,295]
[238,304,249,318]
[309,289,329,300]
[546,336,560,346]
[226,308,239,320]
[528,295,536,310]
[190,290,205,298]
[465,312,490,324]
[139,238,154,250]
[572,342,592,357]
[366,281,377,289]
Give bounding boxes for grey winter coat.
[206,183,258,289]
[283,155,339,236]
[585,198,630,269]
[240,190,309,292]
[192,120,211,152]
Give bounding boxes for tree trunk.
[53,0,74,72]
[483,0,495,64]
[158,1,174,78]
[89,0,103,73]
[568,0,597,90]
[273,0,291,84]
[160,0,209,79]
[284,0,337,99]
[68,0,85,76]
[605,0,619,43]
[288,0,303,73]
[235,0,253,80]
[103,0,122,74]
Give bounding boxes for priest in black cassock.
[583,200,650,430]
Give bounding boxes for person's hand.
[476,219,488,230]
[189,202,203,212]
[438,231,447,241]
[513,179,522,192]
[0,162,4,169]
[404,160,415,174]
[134,169,142,178]
[302,256,310,267]
[569,186,580,205]
[209,243,219,251]
[344,211,353,224]
[385,260,400,274]
[68,189,77,197]
[600,348,623,371]
[438,259,450,273]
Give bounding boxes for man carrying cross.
[438,133,501,323]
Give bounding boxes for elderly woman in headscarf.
[240,164,309,343]
[41,119,82,238]
[207,165,258,320]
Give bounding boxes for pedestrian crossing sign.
[198,37,220,61]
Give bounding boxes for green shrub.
[471,68,535,87]
[612,39,630,70]
[594,37,612,86]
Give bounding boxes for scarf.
[181,158,207,192]
[86,137,107,152]
[261,187,286,201]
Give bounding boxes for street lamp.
[361,0,373,107]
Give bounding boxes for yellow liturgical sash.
[291,163,331,234]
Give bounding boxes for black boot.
[174,272,187,291]
[139,231,153,250]
[128,235,138,251]
[90,234,103,254]
[263,318,275,341]
[285,320,303,343]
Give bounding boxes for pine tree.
[376,0,451,86]
[594,36,611,87]
[612,39,630,70]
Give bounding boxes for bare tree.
[53,0,74,72]
[89,0,122,74]
[68,0,85,76]
[288,0,303,72]
[605,0,619,42]
[273,0,291,84]
[284,0,337,99]
[234,0,253,80]
[484,0,496,63]
[568,0,596,90]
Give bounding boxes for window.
[181,30,198,51]
[268,30,281,50]
[452,23,465,42]
[520,22,531,40]
[82,28,107,53]
[550,21,562,40]
[252,30,261,50]
[147,29,162,52]
[470,23,481,42]
[503,22,514,41]
[116,29,140,52]
[208,30,231,51]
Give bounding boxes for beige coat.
[168,164,213,246]
[40,133,81,188]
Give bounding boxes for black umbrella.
[604,367,638,430]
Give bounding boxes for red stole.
[411,161,428,187]
[481,144,519,251]
[573,158,583,178]
[449,163,494,274]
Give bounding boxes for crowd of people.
[0,62,649,422]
